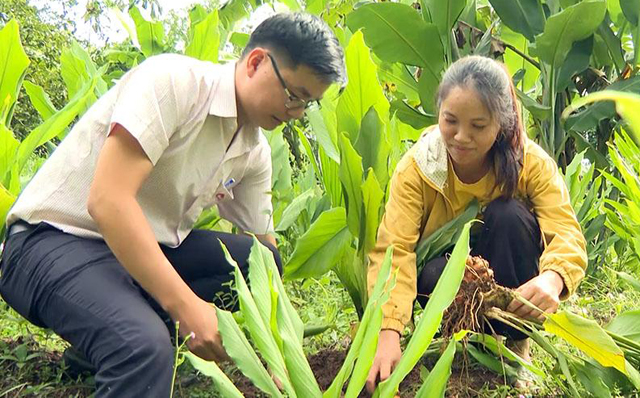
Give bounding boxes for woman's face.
[438,85,501,176]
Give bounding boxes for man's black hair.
[242,12,346,86]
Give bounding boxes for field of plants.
[2,0,640,396]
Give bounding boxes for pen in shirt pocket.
[224,178,235,189]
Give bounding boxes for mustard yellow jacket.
[368,127,587,333]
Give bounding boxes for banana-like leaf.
[347,3,443,70]
[614,271,640,293]
[339,133,364,239]
[488,0,545,42]
[466,344,519,377]
[325,246,394,398]
[544,310,626,374]
[415,331,467,398]
[621,0,640,25]
[285,207,352,279]
[23,81,57,121]
[468,333,544,377]
[378,62,420,104]
[220,244,296,396]
[129,6,166,57]
[565,91,640,141]
[530,0,606,69]
[60,40,107,100]
[216,309,283,397]
[319,148,343,207]
[415,199,478,272]
[361,170,385,256]
[185,352,244,398]
[0,123,19,185]
[0,19,30,126]
[607,309,640,344]
[308,106,340,163]
[275,188,316,231]
[501,26,540,92]
[355,108,391,189]
[336,31,389,143]
[421,0,466,48]
[556,36,593,91]
[376,222,473,398]
[0,182,16,231]
[185,9,220,63]
[264,126,293,194]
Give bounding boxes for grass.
[0,265,639,397]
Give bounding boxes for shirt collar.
[209,61,261,149]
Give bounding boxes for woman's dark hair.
[242,12,346,86]
[436,55,525,198]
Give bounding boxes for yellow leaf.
[0,182,16,229]
[544,311,626,374]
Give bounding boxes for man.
[0,12,345,397]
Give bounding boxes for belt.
[7,221,34,237]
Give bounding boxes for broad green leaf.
[130,6,166,57]
[515,88,550,121]
[325,247,394,398]
[339,133,364,238]
[280,0,302,11]
[361,170,384,256]
[468,333,544,377]
[229,32,250,48]
[186,10,220,63]
[0,19,29,126]
[564,77,640,132]
[544,311,626,374]
[390,100,434,130]
[556,36,593,91]
[216,309,283,396]
[336,31,389,143]
[23,81,57,121]
[285,207,352,279]
[466,344,519,377]
[377,222,473,398]
[0,123,19,183]
[308,106,340,163]
[275,188,316,231]
[319,148,343,207]
[421,0,466,47]
[621,0,640,25]
[415,332,467,398]
[501,26,540,92]
[347,3,442,69]
[607,310,640,344]
[596,19,626,72]
[530,0,606,69]
[264,126,292,193]
[488,0,545,42]
[333,245,368,316]
[378,62,420,104]
[355,108,390,187]
[0,183,16,230]
[11,78,98,185]
[417,66,442,116]
[60,40,107,100]
[185,352,244,398]
[220,245,296,396]
[564,91,640,141]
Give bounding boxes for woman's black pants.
[417,198,543,340]
[0,223,281,398]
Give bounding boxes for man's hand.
[173,297,230,362]
[507,270,565,321]
[366,329,402,394]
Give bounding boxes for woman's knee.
[483,198,532,230]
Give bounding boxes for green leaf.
[264,126,293,193]
[360,170,385,256]
[614,271,640,293]
[336,31,389,143]
[501,25,540,92]
[347,3,443,69]
[556,36,593,91]
[216,309,283,396]
[229,32,250,48]
[488,0,545,42]
[468,333,544,377]
[355,108,391,188]
[421,0,466,47]
[185,352,244,398]
[530,0,606,69]
[285,207,352,279]
[185,10,220,63]
[544,310,626,374]
[621,0,640,25]
[275,188,316,231]
[390,100,434,130]
[307,106,340,163]
[0,123,19,183]
[378,62,420,104]
[378,222,473,397]
[23,81,57,121]
[220,244,296,396]
[515,88,551,121]
[325,247,395,398]
[415,332,467,398]
[60,40,107,100]
[0,19,30,126]
[339,133,364,238]
[129,6,166,57]
[607,309,640,344]
[0,182,16,231]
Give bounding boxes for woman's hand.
[507,270,565,321]
[366,329,402,394]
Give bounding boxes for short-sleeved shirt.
[7,54,274,247]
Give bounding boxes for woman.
[365,55,587,392]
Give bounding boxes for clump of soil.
[440,256,515,339]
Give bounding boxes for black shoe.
[62,346,96,377]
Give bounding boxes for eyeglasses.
[267,53,320,110]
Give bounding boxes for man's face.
[243,50,331,130]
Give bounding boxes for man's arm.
[88,124,227,362]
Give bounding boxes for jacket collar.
[413,127,449,190]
